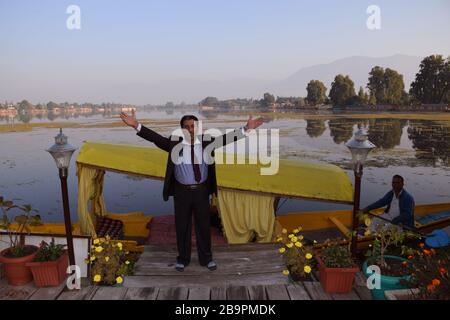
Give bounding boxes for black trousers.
[173,182,212,266]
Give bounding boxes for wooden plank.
[91,286,128,300]
[134,265,284,276]
[0,282,38,300]
[354,272,368,287]
[353,272,372,300]
[328,217,351,239]
[139,254,281,263]
[29,282,66,300]
[157,287,189,300]
[286,283,311,300]
[353,286,373,300]
[265,284,290,300]
[125,272,287,288]
[227,286,249,300]
[143,243,279,254]
[331,290,360,300]
[247,285,267,300]
[210,287,227,300]
[303,282,332,300]
[57,286,97,300]
[188,287,211,300]
[123,287,159,300]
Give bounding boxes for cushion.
[425,229,450,248]
[96,216,124,239]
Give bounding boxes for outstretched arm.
[363,191,392,212]
[120,110,171,152]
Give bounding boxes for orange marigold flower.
[427,284,434,292]
[431,279,441,286]
[419,243,425,248]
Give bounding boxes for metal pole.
[59,168,76,268]
[351,165,362,257]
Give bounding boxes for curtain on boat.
[76,164,108,236]
[217,189,275,243]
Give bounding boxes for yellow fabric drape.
[76,164,108,236]
[217,189,275,244]
[76,142,354,204]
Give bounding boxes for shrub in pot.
[26,239,68,287]
[359,213,418,300]
[317,241,359,293]
[401,243,449,300]
[0,197,41,285]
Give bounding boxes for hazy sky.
[1,0,449,104]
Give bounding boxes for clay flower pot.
[317,256,359,293]
[0,245,39,286]
[26,250,69,287]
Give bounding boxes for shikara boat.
[6,141,450,250]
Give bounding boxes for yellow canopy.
[75,141,353,240]
[76,141,354,203]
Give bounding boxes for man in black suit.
[120,110,264,271]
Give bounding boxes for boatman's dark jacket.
[365,189,415,228]
[136,125,246,201]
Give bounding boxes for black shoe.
[175,263,185,272]
[206,261,217,271]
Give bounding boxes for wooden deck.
[0,243,372,300]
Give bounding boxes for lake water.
[1,109,449,222]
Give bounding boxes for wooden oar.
[366,211,429,238]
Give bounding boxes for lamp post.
[345,128,375,257]
[46,128,77,269]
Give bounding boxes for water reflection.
[328,118,359,144]
[2,111,450,223]
[408,120,450,166]
[306,119,326,138]
[368,119,407,149]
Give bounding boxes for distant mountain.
[83,54,423,104]
[268,54,422,97]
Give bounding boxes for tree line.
[198,54,449,109]
[307,54,449,107]
[0,101,136,112]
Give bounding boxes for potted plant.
[26,239,68,287]
[316,240,359,293]
[276,227,316,282]
[398,243,449,300]
[0,196,42,285]
[85,236,134,286]
[359,213,418,300]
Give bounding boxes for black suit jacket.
[137,125,246,201]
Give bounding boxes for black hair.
[392,175,404,183]
[180,115,198,127]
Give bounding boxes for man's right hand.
[120,109,138,129]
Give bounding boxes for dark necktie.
[191,144,201,183]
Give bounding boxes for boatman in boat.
[120,110,264,272]
[362,175,415,232]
